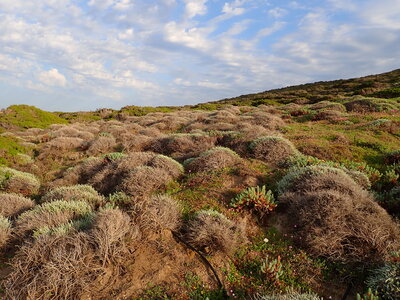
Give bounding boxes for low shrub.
[279,189,400,262]
[254,291,322,300]
[86,135,117,155]
[184,147,241,173]
[186,210,243,255]
[41,185,104,207]
[385,150,400,165]
[0,193,35,217]
[231,185,277,215]
[42,137,85,151]
[134,194,182,233]
[0,215,11,248]
[117,166,172,197]
[15,200,92,237]
[0,167,40,196]
[365,263,400,300]
[148,154,184,178]
[250,136,299,165]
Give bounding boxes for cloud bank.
[0,0,399,111]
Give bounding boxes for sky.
[0,0,400,112]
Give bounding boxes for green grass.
[0,136,30,166]
[0,105,68,129]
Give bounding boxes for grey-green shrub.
[41,185,104,207]
[0,167,40,196]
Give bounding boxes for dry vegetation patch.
[0,193,35,218]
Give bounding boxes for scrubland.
[0,72,400,299]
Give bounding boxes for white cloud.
[37,69,67,87]
[268,7,287,18]
[184,0,208,19]
[222,0,246,16]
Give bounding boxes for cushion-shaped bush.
[250,136,299,165]
[117,166,172,197]
[147,155,184,178]
[135,195,182,233]
[42,137,85,151]
[0,216,11,248]
[186,210,243,254]
[276,165,365,197]
[0,167,40,196]
[184,147,241,173]
[279,189,400,262]
[0,193,35,217]
[41,185,104,207]
[15,200,92,237]
[86,135,117,155]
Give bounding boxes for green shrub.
[0,105,68,128]
[356,288,380,300]
[371,87,400,99]
[366,263,400,300]
[0,167,40,196]
[101,152,126,161]
[385,151,400,165]
[231,186,276,215]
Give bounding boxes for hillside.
[0,69,399,299]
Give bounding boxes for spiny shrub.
[86,135,117,155]
[0,167,40,196]
[276,165,364,196]
[41,185,104,207]
[15,200,92,237]
[231,186,277,215]
[250,136,299,165]
[117,166,172,197]
[186,210,243,255]
[0,215,11,248]
[91,208,133,263]
[148,154,184,178]
[184,147,241,173]
[134,194,182,233]
[281,155,377,187]
[279,189,400,262]
[366,263,400,300]
[0,193,35,218]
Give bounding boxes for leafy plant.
[366,263,400,300]
[231,185,277,214]
[356,288,380,300]
[260,255,284,285]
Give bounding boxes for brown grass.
[41,137,85,151]
[0,193,35,218]
[0,216,11,249]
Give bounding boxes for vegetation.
[0,69,399,298]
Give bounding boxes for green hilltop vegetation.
[0,68,399,299]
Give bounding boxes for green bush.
[366,263,400,300]
[231,185,276,214]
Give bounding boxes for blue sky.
[0,0,399,111]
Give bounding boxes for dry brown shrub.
[121,133,152,152]
[0,193,35,218]
[204,122,236,131]
[279,190,400,262]
[147,155,184,178]
[139,127,162,137]
[91,208,134,263]
[51,126,95,140]
[0,167,40,196]
[41,137,85,151]
[244,111,285,130]
[4,232,98,299]
[312,110,345,121]
[146,133,217,159]
[184,147,242,173]
[133,195,182,233]
[256,105,281,114]
[186,210,243,255]
[309,101,347,112]
[86,135,117,155]
[250,136,299,165]
[88,152,156,194]
[117,166,172,196]
[0,216,11,249]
